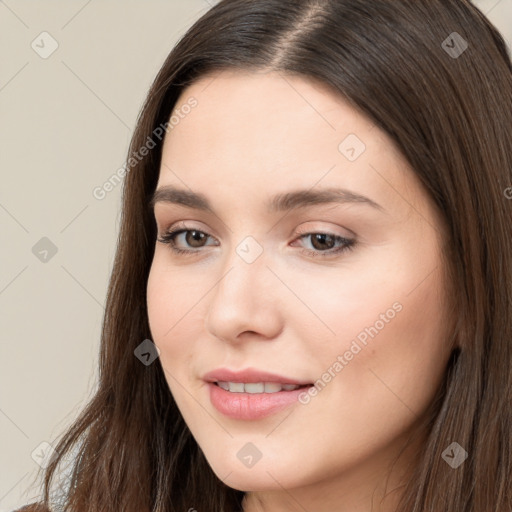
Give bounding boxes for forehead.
[166,69,377,151]
[156,69,420,217]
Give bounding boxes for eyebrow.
[149,185,385,213]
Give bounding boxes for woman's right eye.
[157,227,218,255]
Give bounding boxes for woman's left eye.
[157,224,356,258]
[292,231,356,258]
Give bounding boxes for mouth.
[202,368,314,419]
[207,381,315,420]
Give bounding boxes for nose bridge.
[204,232,282,340]
[215,233,269,308]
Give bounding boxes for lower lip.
[207,382,312,420]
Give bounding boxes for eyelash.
[157,222,356,259]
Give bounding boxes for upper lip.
[203,368,312,386]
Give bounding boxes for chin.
[219,471,285,492]
[206,455,303,492]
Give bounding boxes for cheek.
[291,244,449,409]
[147,253,200,337]
[308,265,449,424]
[278,249,420,355]
[146,257,209,376]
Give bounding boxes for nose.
[204,244,283,344]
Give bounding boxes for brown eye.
[292,231,356,259]
[157,225,218,255]
[184,230,208,248]
[309,233,336,251]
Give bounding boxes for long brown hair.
[34,1,512,510]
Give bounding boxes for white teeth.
[244,382,264,394]
[264,382,283,393]
[283,384,299,391]
[228,382,245,393]
[216,381,301,393]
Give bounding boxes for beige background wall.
[1,0,510,509]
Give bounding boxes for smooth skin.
[146,69,455,512]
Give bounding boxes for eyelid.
[160,221,353,243]
[293,223,355,239]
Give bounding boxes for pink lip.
[202,367,311,386]
[207,382,312,420]
[202,367,313,420]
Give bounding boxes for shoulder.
[12,504,50,512]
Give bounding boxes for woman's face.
[147,69,454,508]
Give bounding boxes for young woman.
[16,0,512,511]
